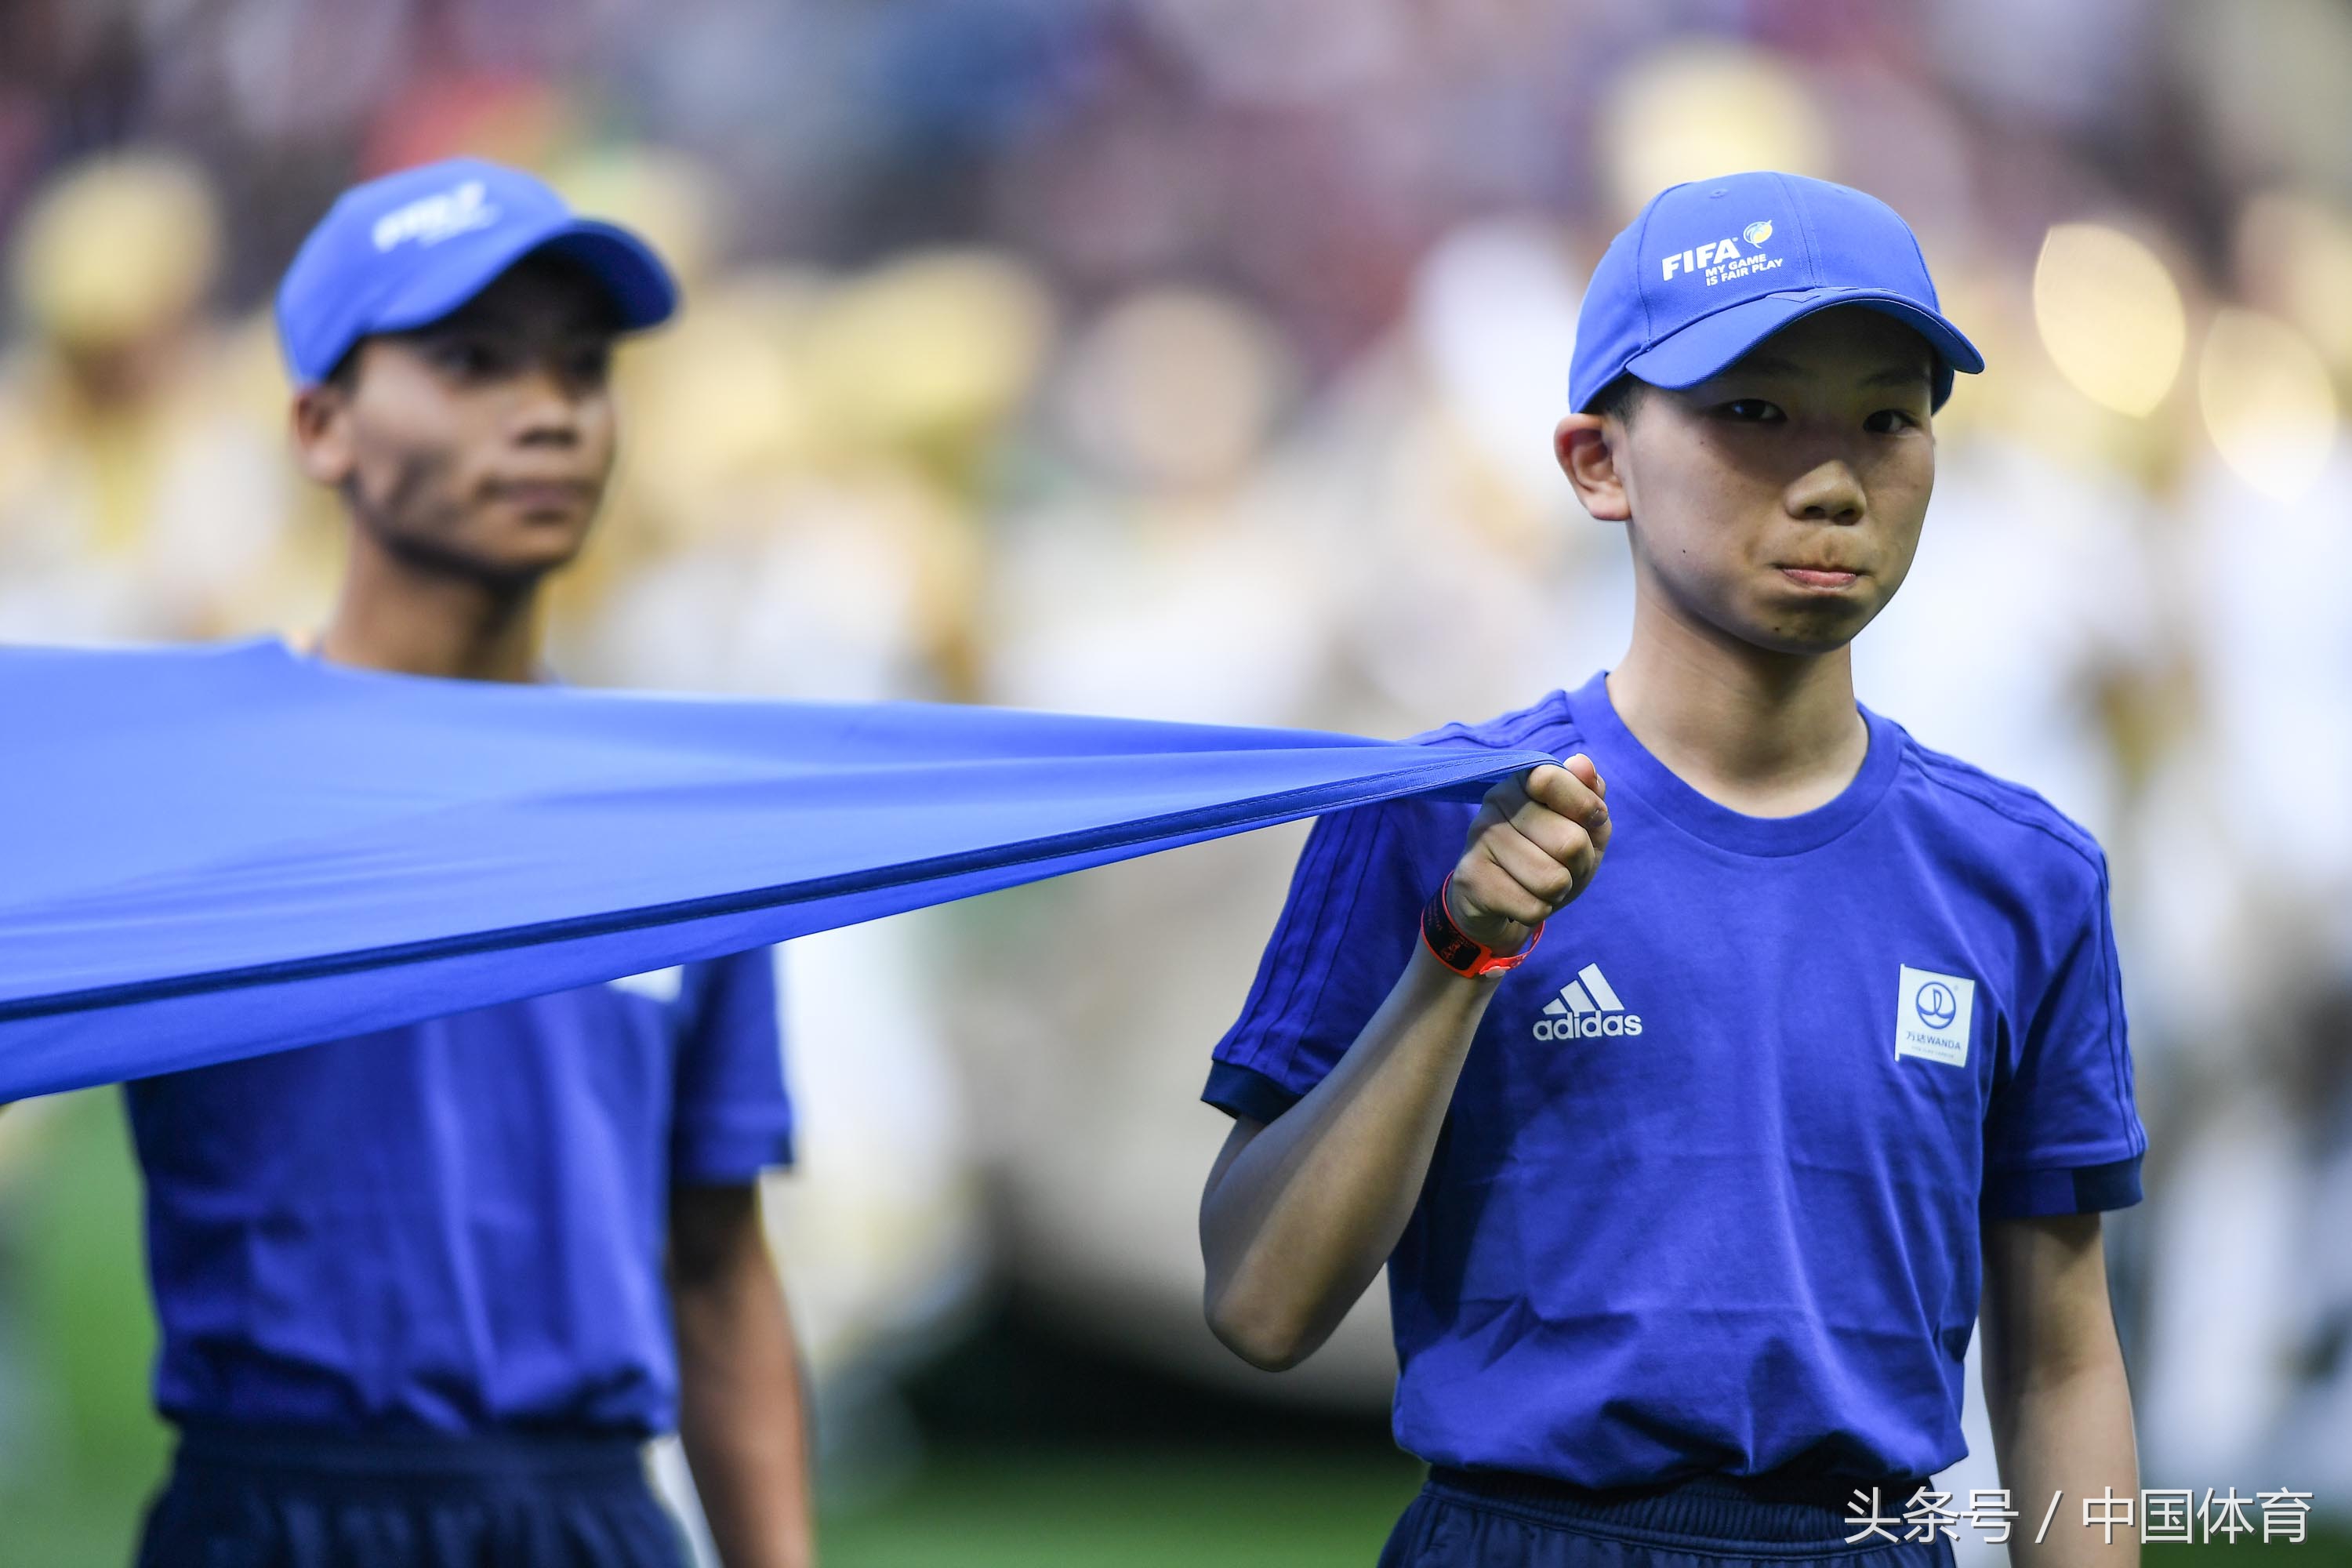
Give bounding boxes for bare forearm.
[1202,759,1609,1371]
[1987,1352,2139,1566]
[673,1203,815,1568]
[1200,946,1498,1368]
[1982,1214,2140,1568]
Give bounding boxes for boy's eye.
[1718,398,1784,423]
[428,337,509,379]
[1864,408,1921,434]
[565,343,613,387]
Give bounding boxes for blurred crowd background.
[2,0,2349,1562]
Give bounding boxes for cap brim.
[371,216,680,341]
[1619,287,1984,410]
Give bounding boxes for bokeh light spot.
[1599,44,1830,221]
[2198,306,2337,502]
[2031,223,2185,417]
[2234,191,2352,374]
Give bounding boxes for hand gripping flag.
[0,641,1552,1101]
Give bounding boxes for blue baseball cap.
[275,157,678,387]
[1569,171,1982,412]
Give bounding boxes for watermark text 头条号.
[1844,1486,2317,1545]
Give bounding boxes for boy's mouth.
[487,477,600,519]
[1776,566,1861,590]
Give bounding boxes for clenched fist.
[1446,755,1610,951]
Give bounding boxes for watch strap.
[1420,872,1542,978]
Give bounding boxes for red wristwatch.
[1420,873,1542,978]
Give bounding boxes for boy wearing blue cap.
[1199,172,2144,1566]
[126,161,811,1568]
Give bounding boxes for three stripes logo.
[1532,963,1644,1040]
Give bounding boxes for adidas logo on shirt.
[1532,963,1644,1040]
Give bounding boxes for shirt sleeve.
[1980,855,2147,1218]
[1204,797,1457,1123]
[670,946,795,1185]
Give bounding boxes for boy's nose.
[507,364,583,445]
[1785,460,1865,524]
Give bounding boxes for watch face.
[1467,922,1541,976]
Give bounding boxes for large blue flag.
[0,640,1549,1101]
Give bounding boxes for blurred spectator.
[0,151,297,642]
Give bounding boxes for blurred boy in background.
[124,159,811,1568]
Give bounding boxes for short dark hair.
[322,343,363,391]
[1588,374,1647,424]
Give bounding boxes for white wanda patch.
[1895,964,1975,1067]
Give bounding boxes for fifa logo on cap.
[372,180,500,252]
[1660,219,1786,287]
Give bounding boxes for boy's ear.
[291,379,357,488]
[1554,412,1630,522]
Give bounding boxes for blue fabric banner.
[0,640,1549,1101]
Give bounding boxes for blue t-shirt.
[125,949,793,1436]
[1205,673,2146,1486]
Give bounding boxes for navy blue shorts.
[134,1422,688,1568]
[1380,1468,1958,1568]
